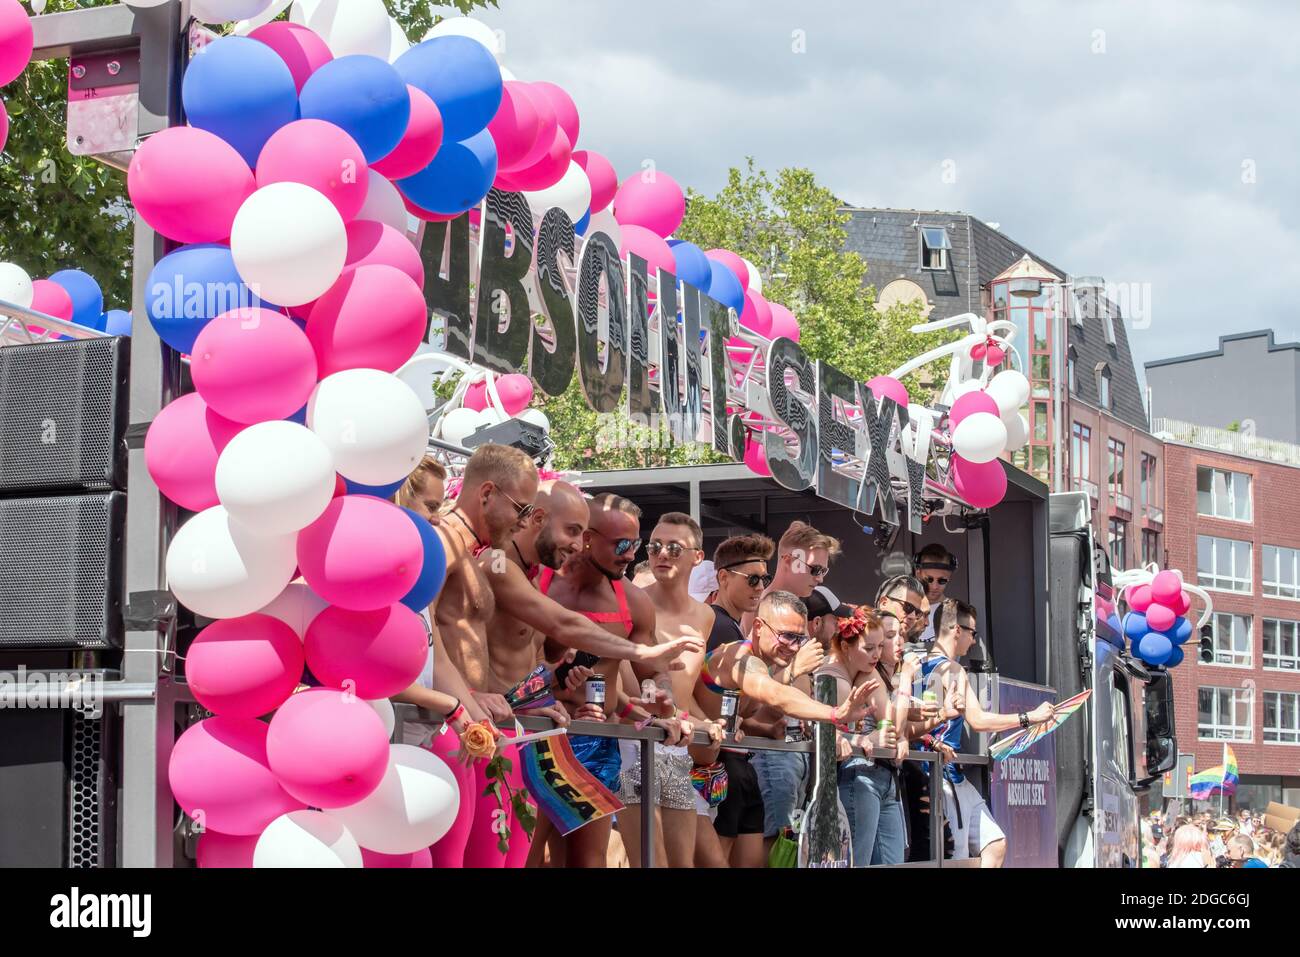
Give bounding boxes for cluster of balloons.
[436,369,551,447]
[1122,570,1196,668]
[942,369,1031,508]
[0,0,33,153]
[0,261,131,337]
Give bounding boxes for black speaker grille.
[0,337,129,494]
[0,493,125,649]
[69,710,103,868]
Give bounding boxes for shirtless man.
[541,493,691,868]
[617,511,723,869]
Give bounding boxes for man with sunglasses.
[875,575,928,642]
[914,543,957,643]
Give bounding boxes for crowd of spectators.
[1146,808,1300,869]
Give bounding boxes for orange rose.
[460,720,498,760]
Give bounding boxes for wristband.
[678,710,690,721]
[1018,711,1030,730]
[618,700,636,720]
[444,701,467,725]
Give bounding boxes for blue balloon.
[399,505,447,612]
[668,240,712,290]
[146,244,267,354]
[182,36,299,166]
[706,258,745,314]
[1170,616,1193,645]
[1123,611,1149,641]
[102,309,132,337]
[285,404,308,426]
[574,209,591,236]
[397,130,497,216]
[49,269,104,328]
[394,36,502,141]
[1137,632,1173,666]
[344,476,406,498]
[1166,646,1185,668]
[299,54,411,164]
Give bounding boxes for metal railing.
[1143,504,1164,526]
[393,703,989,869]
[1152,416,1300,469]
[1077,478,1099,502]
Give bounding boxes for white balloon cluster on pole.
[307,369,430,485]
[214,421,336,536]
[166,506,297,619]
[231,182,347,307]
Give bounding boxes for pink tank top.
[537,566,634,636]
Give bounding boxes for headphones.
[913,546,958,573]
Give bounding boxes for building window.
[1097,366,1111,409]
[1263,545,1300,599]
[1071,422,1091,483]
[1141,529,1161,565]
[1263,618,1300,671]
[1068,349,1076,394]
[1140,454,1157,508]
[1109,518,1127,570]
[1102,308,1116,345]
[1197,535,1253,593]
[1196,466,1252,522]
[1198,686,1253,742]
[1206,612,1252,667]
[1033,401,1049,442]
[1107,438,1126,494]
[1263,692,1300,745]
[920,227,950,270]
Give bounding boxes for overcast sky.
[469,0,1295,371]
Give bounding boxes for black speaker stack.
[0,336,130,867]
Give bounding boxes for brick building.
[1155,423,1300,809]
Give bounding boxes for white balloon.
[952,412,1009,465]
[234,0,293,33]
[524,160,593,223]
[166,506,297,619]
[387,17,411,63]
[1002,410,1030,452]
[330,744,459,854]
[367,698,396,739]
[518,408,550,432]
[254,810,363,868]
[476,407,505,429]
[739,255,763,295]
[123,1,173,7]
[950,378,985,400]
[231,183,347,307]
[499,64,517,82]
[308,369,429,485]
[357,170,409,234]
[215,421,336,536]
[0,263,34,310]
[985,370,1031,417]
[585,208,622,254]
[257,581,328,640]
[192,0,275,23]
[439,407,481,446]
[424,16,501,60]
[294,0,391,59]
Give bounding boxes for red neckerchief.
[448,509,490,557]
[513,541,541,583]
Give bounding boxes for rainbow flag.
[519,733,624,835]
[1188,744,1238,799]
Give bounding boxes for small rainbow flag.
[1189,744,1238,799]
[519,733,624,835]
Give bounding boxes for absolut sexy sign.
[421,189,931,533]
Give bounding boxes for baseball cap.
[688,561,719,602]
[805,585,852,620]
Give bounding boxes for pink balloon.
[186,614,305,719]
[615,172,685,239]
[344,219,424,288]
[950,454,1008,509]
[256,119,370,223]
[506,125,571,191]
[145,393,244,511]
[168,716,304,836]
[705,249,749,292]
[768,301,800,342]
[190,308,318,425]
[495,373,534,416]
[1127,583,1153,613]
[1150,570,1182,605]
[740,291,773,337]
[30,279,73,323]
[128,127,255,244]
[866,375,910,409]
[488,81,542,173]
[362,847,433,868]
[529,81,579,147]
[1175,591,1191,616]
[248,21,332,94]
[1146,602,1176,633]
[573,150,617,214]
[506,83,558,173]
[620,223,675,279]
[986,344,1006,367]
[463,379,488,412]
[949,390,1000,427]
[969,341,987,361]
[196,829,259,869]
[371,86,443,180]
[297,495,424,611]
[305,603,429,699]
[265,687,390,808]
[306,264,426,376]
[0,0,34,88]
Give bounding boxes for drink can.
[585,676,606,706]
[721,690,740,733]
[922,690,938,704]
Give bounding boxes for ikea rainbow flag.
[1188,744,1238,799]
[519,733,624,835]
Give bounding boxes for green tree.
[542,159,951,471]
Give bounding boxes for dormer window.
[1102,300,1116,345]
[1068,347,1077,394]
[1096,363,1112,409]
[920,226,950,270]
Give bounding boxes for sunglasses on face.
[719,561,772,589]
[922,575,950,588]
[759,619,810,648]
[590,528,641,556]
[886,595,923,617]
[957,622,980,640]
[646,541,698,559]
[494,485,536,522]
